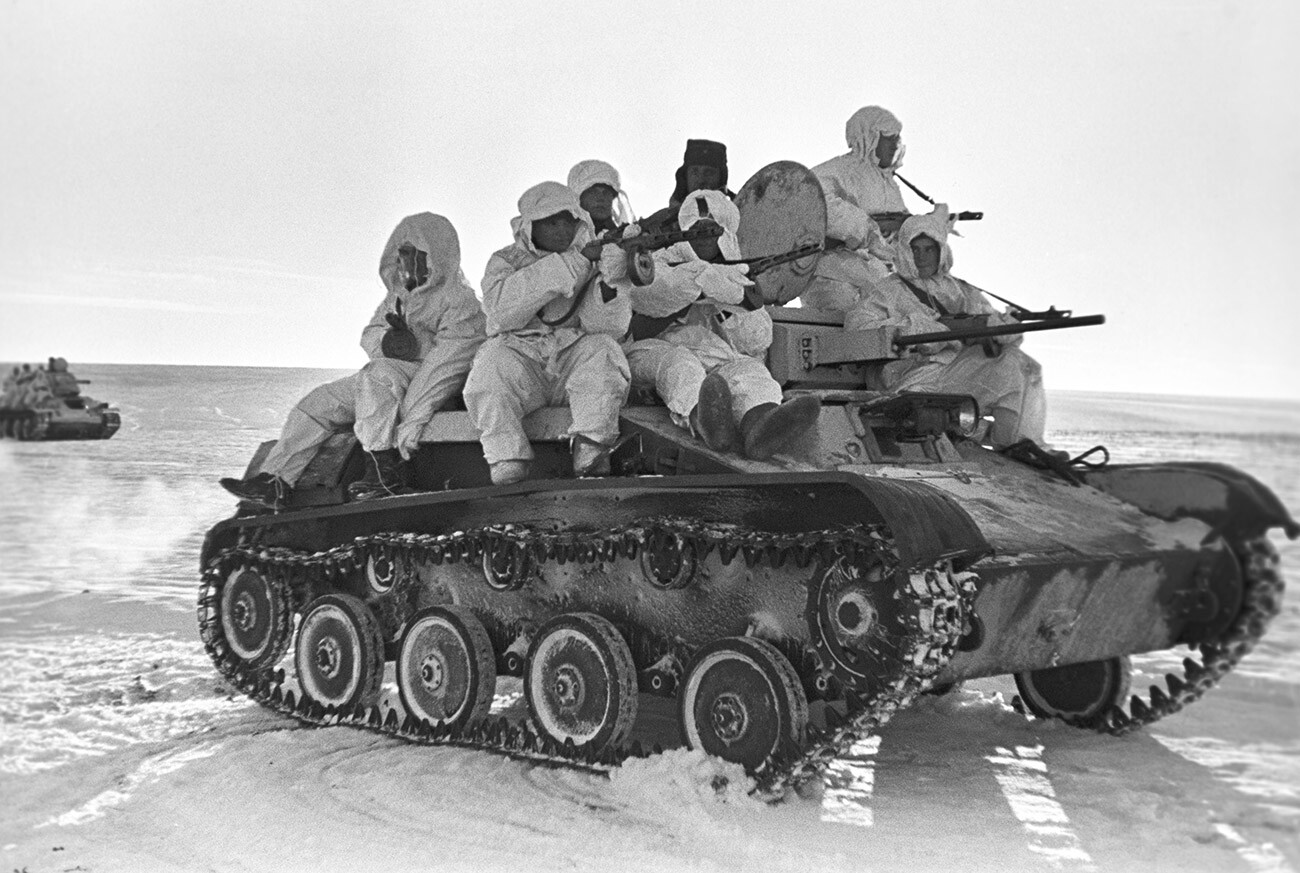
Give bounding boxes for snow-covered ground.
[1,368,1296,872]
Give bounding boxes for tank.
[196,165,1295,799]
[0,358,121,440]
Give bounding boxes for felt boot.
[739,395,821,460]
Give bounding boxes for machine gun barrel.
[897,314,1105,348]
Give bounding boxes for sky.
[2,0,1298,400]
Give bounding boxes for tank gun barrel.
[897,314,1106,348]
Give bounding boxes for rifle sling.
[898,277,954,318]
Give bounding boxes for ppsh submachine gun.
[606,222,724,287]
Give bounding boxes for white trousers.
[463,333,630,465]
[625,324,782,429]
[878,345,1047,448]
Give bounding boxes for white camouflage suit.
[463,182,631,466]
[259,213,486,484]
[805,105,909,312]
[624,190,781,430]
[844,208,1047,449]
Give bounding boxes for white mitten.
[598,243,629,283]
[695,263,751,305]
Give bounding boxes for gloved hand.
[715,307,773,357]
[694,263,751,305]
[394,420,424,461]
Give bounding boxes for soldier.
[220,213,486,507]
[566,159,634,236]
[804,105,910,312]
[463,181,631,486]
[625,189,820,459]
[845,206,1046,450]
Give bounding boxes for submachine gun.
[627,239,825,341]
[541,222,725,327]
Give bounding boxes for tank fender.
[1082,463,1298,543]
[840,476,992,571]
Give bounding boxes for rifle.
[891,172,984,222]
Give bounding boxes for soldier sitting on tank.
[626,189,820,459]
[844,205,1046,450]
[463,181,632,486]
[566,159,637,236]
[220,213,486,507]
[803,105,912,312]
[637,139,736,234]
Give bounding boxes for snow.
[1,372,1296,872]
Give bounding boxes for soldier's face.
[876,134,900,168]
[532,212,581,253]
[687,219,723,262]
[685,165,723,192]
[396,244,430,290]
[910,235,941,278]
[579,184,617,228]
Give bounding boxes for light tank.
[197,164,1295,798]
[0,358,121,440]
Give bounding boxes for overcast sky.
[2,1,1297,400]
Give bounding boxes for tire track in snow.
[986,743,1097,871]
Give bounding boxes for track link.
[198,519,973,799]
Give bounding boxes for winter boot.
[489,460,531,486]
[691,372,740,453]
[219,472,289,509]
[571,435,612,478]
[347,449,413,501]
[739,395,821,460]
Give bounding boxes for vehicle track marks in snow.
[987,744,1097,871]
[1213,823,1297,873]
[36,742,219,828]
[820,736,880,827]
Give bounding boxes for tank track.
[1030,535,1286,735]
[198,519,974,800]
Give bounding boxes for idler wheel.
[294,594,385,710]
[397,606,496,730]
[679,636,808,773]
[639,529,697,590]
[524,613,637,752]
[1014,655,1132,724]
[219,567,292,669]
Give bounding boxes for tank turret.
[0,359,121,440]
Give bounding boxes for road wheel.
[295,594,384,710]
[679,636,808,772]
[524,613,637,752]
[219,567,293,669]
[397,606,496,730]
